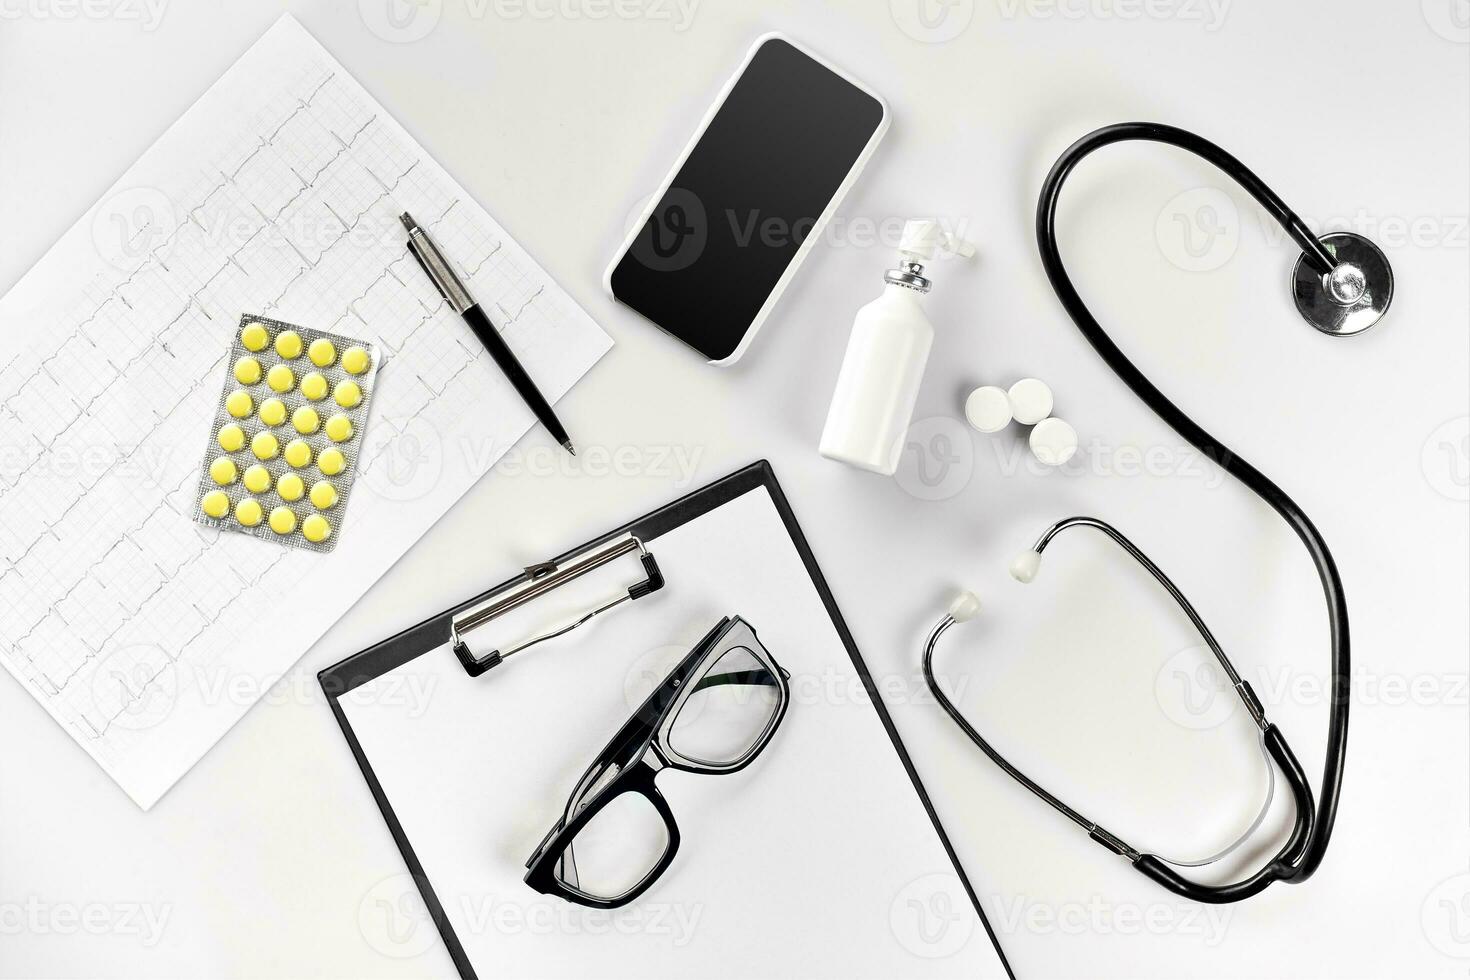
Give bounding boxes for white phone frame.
[603,32,890,366]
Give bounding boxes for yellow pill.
[240,322,269,352]
[259,397,288,427]
[308,338,337,367]
[292,405,320,435]
[274,330,303,360]
[251,430,279,460]
[333,380,363,409]
[217,423,246,453]
[201,490,230,519]
[267,364,295,393]
[284,438,313,469]
[276,472,305,502]
[225,390,253,419]
[233,356,262,385]
[342,346,370,375]
[209,457,237,486]
[325,413,354,443]
[269,506,297,536]
[235,497,263,527]
[301,372,329,401]
[243,464,272,494]
[302,513,331,543]
[309,480,338,510]
[317,447,346,477]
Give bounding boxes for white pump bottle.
[819,220,975,475]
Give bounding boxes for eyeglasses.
[524,616,790,909]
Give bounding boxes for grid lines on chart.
[0,54,589,764]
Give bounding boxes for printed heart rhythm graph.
[0,16,611,808]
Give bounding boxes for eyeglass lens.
[556,792,670,900]
[667,643,781,768]
[550,628,782,902]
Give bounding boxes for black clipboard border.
[319,460,1014,979]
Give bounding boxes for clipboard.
[319,461,1013,979]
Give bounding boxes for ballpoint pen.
[400,212,575,456]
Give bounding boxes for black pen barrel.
[461,303,572,451]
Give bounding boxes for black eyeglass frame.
[524,616,790,909]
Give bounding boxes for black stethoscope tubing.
[925,122,1351,904]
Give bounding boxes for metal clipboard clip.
[449,535,665,677]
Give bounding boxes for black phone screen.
[608,38,886,361]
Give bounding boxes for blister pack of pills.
[193,314,380,552]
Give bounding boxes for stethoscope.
[923,123,1391,904]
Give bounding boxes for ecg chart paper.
[0,15,612,808]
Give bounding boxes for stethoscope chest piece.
[1292,231,1393,336]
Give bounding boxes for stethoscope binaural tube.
[924,123,1367,903]
[923,517,1318,904]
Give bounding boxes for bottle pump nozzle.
[884,219,977,293]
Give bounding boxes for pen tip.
[399,211,416,232]
[562,440,576,457]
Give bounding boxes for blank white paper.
[340,485,1010,978]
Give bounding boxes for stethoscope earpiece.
[946,590,981,624]
[1008,550,1042,583]
[941,548,1042,625]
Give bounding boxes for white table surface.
[2,3,1466,978]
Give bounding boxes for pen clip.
[405,240,441,301]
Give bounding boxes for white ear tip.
[1009,551,1042,583]
[947,591,982,623]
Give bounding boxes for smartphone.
[605,34,889,364]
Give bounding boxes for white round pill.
[1029,417,1078,466]
[1008,378,1054,425]
[964,386,1013,433]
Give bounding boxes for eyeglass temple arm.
[688,668,787,693]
